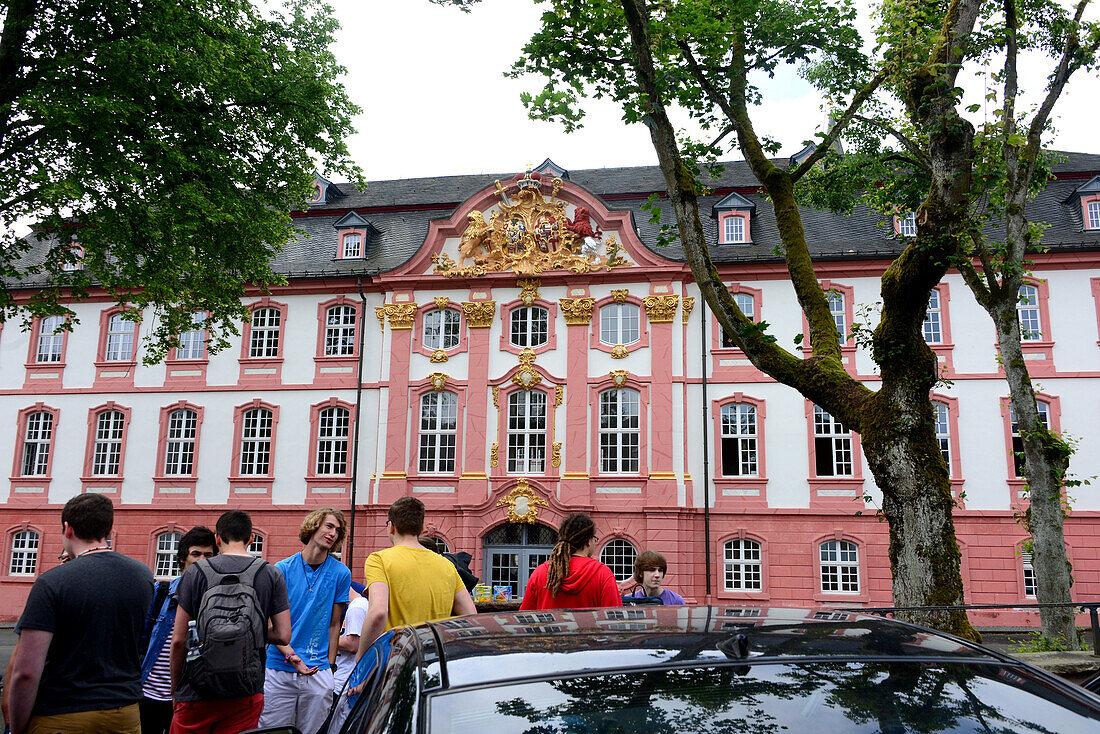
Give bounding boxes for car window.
[429,661,1100,733]
[361,630,420,734]
[338,631,392,733]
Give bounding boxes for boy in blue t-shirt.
[257,508,351,734]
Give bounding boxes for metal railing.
[834,602,1100,656]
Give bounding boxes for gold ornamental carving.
[611,289,629,304]
[375,306,386,330]
[555,385,564,407]
[610,345,629,359]
[552,442,562,468]
[496,478,549,524]
[462,301,496,328]
[492,385,499,408]
[428,372,449,391]
[518,348,536,365]
[643,294,680,324]
[517,278,541,305]
[432,170,627,277]
[430,350,448,363]
[682,296,695,324]
[385,304,417,330]
[512,366,543,390]
[610,370,629,387]
[434,296,450,309]
[490,443,499,468]
[560,297,596,325]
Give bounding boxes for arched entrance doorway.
[483,522,557,599]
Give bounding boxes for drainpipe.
[347,276,368,572]
[700,295,712,598]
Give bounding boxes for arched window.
[418,391,458,474]
[1021,548,1037,598]
[813,406,853,477]
[20,411,54,476]
[35,315,65,363]
[315,406,350,475]
[923,289,943,344]
[324,305,357,356]
[723,215,745,243]
[175,312,206,360]
[104,313,136,361]
[154,532,182,579]
[164,408,198,476]
[248,533,265,558]
[1009,401,1050,478]
[600,539,638,582]
[1017,284,1043,342]
[896,213,916,237]
[249,307,282,358]
[599,303,641,346]
[342,232,362,259]
[91,410,126,476]
[1089,200,1100,230]
[723,539,762,592]
[239,408,273,475]
[507,391,547,474]
[423,308,460,350]
[720,292,755,348]
[509,306,549,348]
[720,403,757,477]
[826,290,847,344]
[598,388,640,474]
[9,530,40,576]
[819,540,860,594]
[932,401,951,468]
[483,522,557,599]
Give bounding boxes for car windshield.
[430,661,1100,733]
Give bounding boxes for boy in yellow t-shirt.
[357,497,477,658]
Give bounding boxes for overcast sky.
[333,0,1100,183]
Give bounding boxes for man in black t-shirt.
[169,510,290,733]
[8,494,154,734]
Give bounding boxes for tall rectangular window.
[509,306,549,348]
[324,305,357,356]
[154,532,181,579]
[105,314,136,361]
[419,392,457,473]
[897,213,916,237]
[923,290,942,344]
[721,293,755,348]
[249,308,281,358]
[36,316,65,363]
[599,388,640,473]
[599,304,640,346]
[1088,201,1100,230]
[723,216,745,243]
[820,540,859,593]
[723,539,762,591]
[423,309,460,350]
[826,291,846,344]
[720,403,757,476]
[9,530,40,576]
[176,312,205,360]
[507,391,547,474]
[239,408,273,475]
[92,410,126,476]
[814,406,853,477]
[21,411,53,476]
[316,407,350,475]
[342,233,362,258]
[164,409,197,475]
[1010,402,1050,478]
[1017,285,1042,341]
[933,402,951,469]
[1022,551,1037,598]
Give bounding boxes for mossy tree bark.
[620,0,978,638]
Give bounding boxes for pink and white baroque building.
[3,156,1100,624]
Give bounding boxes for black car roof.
[416,606,1002,691]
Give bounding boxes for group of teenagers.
[4,494,683,734]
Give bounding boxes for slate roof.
[10,153,1100,287]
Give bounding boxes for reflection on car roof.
[419,606,999,691]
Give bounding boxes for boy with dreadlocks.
[519,513,622,610]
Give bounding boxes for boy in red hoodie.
[520,514,622,610]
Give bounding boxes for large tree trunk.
[993,300,1078,648]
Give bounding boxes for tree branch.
[851,114,932,173]
[790,70,888,182]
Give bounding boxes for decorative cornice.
[682,296,695,324]
[517,278,541,305]
[611,289,629,304]
[384,303,417,330]
[462,300,496,328]
[643,294,679,324]
[560,297,596,325]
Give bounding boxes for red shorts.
[170,693,264,734]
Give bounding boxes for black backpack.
[188,557,267,699]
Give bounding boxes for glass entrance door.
[483,522,556,599]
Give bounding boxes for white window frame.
[813,406,853,477]
[1088,200,1100,230]
[324,305,357,356]
[826,290,846,344]
[176,312,205,360]
[723,215,746,243]
[506,391,547,474]
[423,308,460,351]
[21,411,53,477]
[598,388,640,474]
[36,315,65,363]
[1010,401,1050,478]
[719,403,758,477]
[820,539,860,594]
[154,532,181,579]
[315,406,350,475]
[92,410,126,476]
[720,293,754,348]
[249,308,281,358]
[599,303,641,346]
[897,213,917,237]
[248,533,264,558]
[1017,284,1042,342]
[105,313,136,362]
[723,538,762,592]
[342,232,362,259]
[923,289,942,344]
[509,306,549,348]
[239,408,273,475]
[1022,551,1037,598]
[418,391,458,474]
[164,409,197,476]
[599,539,638,582]
[9,530,40,576]
[933,401,951,469]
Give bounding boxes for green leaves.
[0,0,362,362]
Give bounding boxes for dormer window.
[333,211,377,260]
[712,191,755,245]
[1070,176,1100,231]
[1088,200,1100,230]
[308,171,344,208]
[342,233,362,259]
[895,213,916,237]
[61,243,84,271]
[308,183,323,204]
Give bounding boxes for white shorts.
[258,666,335,734]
